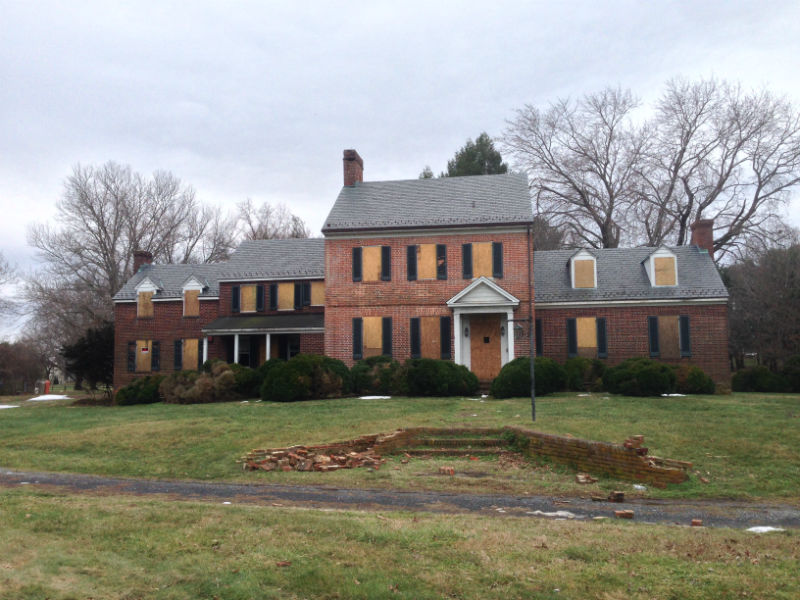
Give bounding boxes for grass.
[0,488,798,599]
[0,392,799,501]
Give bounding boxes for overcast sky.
[1,0,800,334]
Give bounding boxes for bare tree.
[0,251,16,316]
[237,199,311,240]
[503,88,649,248]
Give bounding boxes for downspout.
[528,222,536,421]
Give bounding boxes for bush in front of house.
[732,365,788,393]
[404,358,479,397]
[602,357,677,396]
[564,357,606,392]
[781,355,800,392]
[228,363,261,398]
[672,364,716,394]
[261,354,351,402]
[159,361,237,404]
[115,375,164,405]
[490,356,566,398]
[351,355,408,396]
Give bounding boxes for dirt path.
[2,468,798,530]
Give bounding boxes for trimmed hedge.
[261,354,351,402]
[350,355,408,396]
[732,366,788,393]
[783,356,800,392]
[564,357,606,392]
[115,375,164,405]
[490,357,566,398]
[405,358,478,397]
[603,358,677,396]
[673,364,716,394]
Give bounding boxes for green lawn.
[1,488,798,600]
[1,392,799,501]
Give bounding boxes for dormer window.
[135,277,160,318]
[644,247,678,287]
[182,276,205,317]
[570,250,596,289]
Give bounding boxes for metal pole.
[527,222,536,422]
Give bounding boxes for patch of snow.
[359,396,391,400]
[577,393,591,397]
[526,510,581,519]
[480,394,488,398]
[661,393,686,397]
[27,394,72,402]
[0,404,20,409]
[633,484,647,491]
[240,400,249,403]
[222,501,232,505]
[747,526,785,533]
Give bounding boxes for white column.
[202,337,208,363]
[506,309,515,363]
[265,333,271,361]
[453,311,461,366]
[233,334,240,364]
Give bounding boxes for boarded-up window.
[573,259,595,288]
[420,316,441,359]
[418,244,437,279]
[473,242,493,278]
[576,317,597,358]
[240,285,257,313]
[654,257,677,286]
[363,316,383,357]
[363,246,383,281]
[277,282,294,310]
[182,339,199,370]
[136,340,152,372]
[658,316,680,360]
[311,281,325,305]
[137,291,153,317]
[184,290,200,316]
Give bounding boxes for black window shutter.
[198,342,204,371]
[535,319,543,357]
[381,246,391,281]
[352,247,362,282]
[407,245,417,281]
[648,316,660,357]
[302,282,311,306]
[174,340,183,370]
[462,244,473,279]
[152,341,161,371]
[567,318,577,358]
[269,283,278,310]
[492,242,503,278]
[597,318,608,359]
[382,317,392,357]
[293,283,302,309]
[436,244,447,280]
[679,315,691,357]
[231,285,240,313]
[256,285,265,312]
[352,318,363,360]
[440,316,452,360]
[410,317,421,359]
[127,342,136,372]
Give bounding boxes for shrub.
[781,355,800,392]
[564,357,606,391]
[160,361,238,404]
[405,358,479,397]
[261,354,350,402]
[732,366,788,392]
[602,358,676,396]
[350,355,407,395]
[228,363,261,398]
[490,357,566,399]
[115,375,164,405]
[160,370,202,404]
[673,364,716,395]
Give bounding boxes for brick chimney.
[690,219,715,258]
[133,250,153,273]
[343,149,363,186]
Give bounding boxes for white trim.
[202,338,208,363]
[570,250,597,289]
[217,276,322,283]
[644,246,679,287]
[323,224,529,240]
[181,276,206,292]
[135,277,159,293]
[265,334,271,360]
[233,334,239,364]
[535,297,727,308]
[447,277,519,307]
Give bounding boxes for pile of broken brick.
[243,446,386,472]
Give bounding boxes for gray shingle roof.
[534,246,728,303]
[113,263,223,301]
[220,238,324,280]
[322,173,532,232]
[203,313,324,333]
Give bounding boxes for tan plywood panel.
[363,246,382,281]
[136,340,151,372]
[278,282,294,310]
[311,281,325,306]
[184,290,200,316]
[363,316,383,357]
[418,244,437,280]
[182,339,199,370]
[240,285,257,313]
[659,316,680,360]
[474,242,493,278]
[576,317,597,349]
[420,316,441,359]
[573,259,595,288]
[137,291,153,317]
[654,257,676,286]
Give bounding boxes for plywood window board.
[573,259,595,288]
[576,317,597,357]
[420,316,441,359]
[240,285,257,313]
[184,290,200,316]
[474,242,493,278]
[311,281,325,306]
[362,246,382,282]
[135,340,151,372]
[417,244,437,279]
[658,316,680,359]
[182,339,199,370]
[137,291,154,317]
[363,316,383,357]
[654,257,676,286]
[277,282,294,310]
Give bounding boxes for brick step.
[401,448,505,457]
[412,438,506,447]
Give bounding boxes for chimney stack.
[133,250,153,273]
[690,219,715,259]
[343,149,363,186]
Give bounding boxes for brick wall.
[324,229,534,365]
[536,303,730,384]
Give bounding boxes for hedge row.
[732,356,800,393]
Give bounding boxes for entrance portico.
[447,277,520,381]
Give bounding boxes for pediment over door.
[446,277,519,309]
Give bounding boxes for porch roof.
[203,313,324,335]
